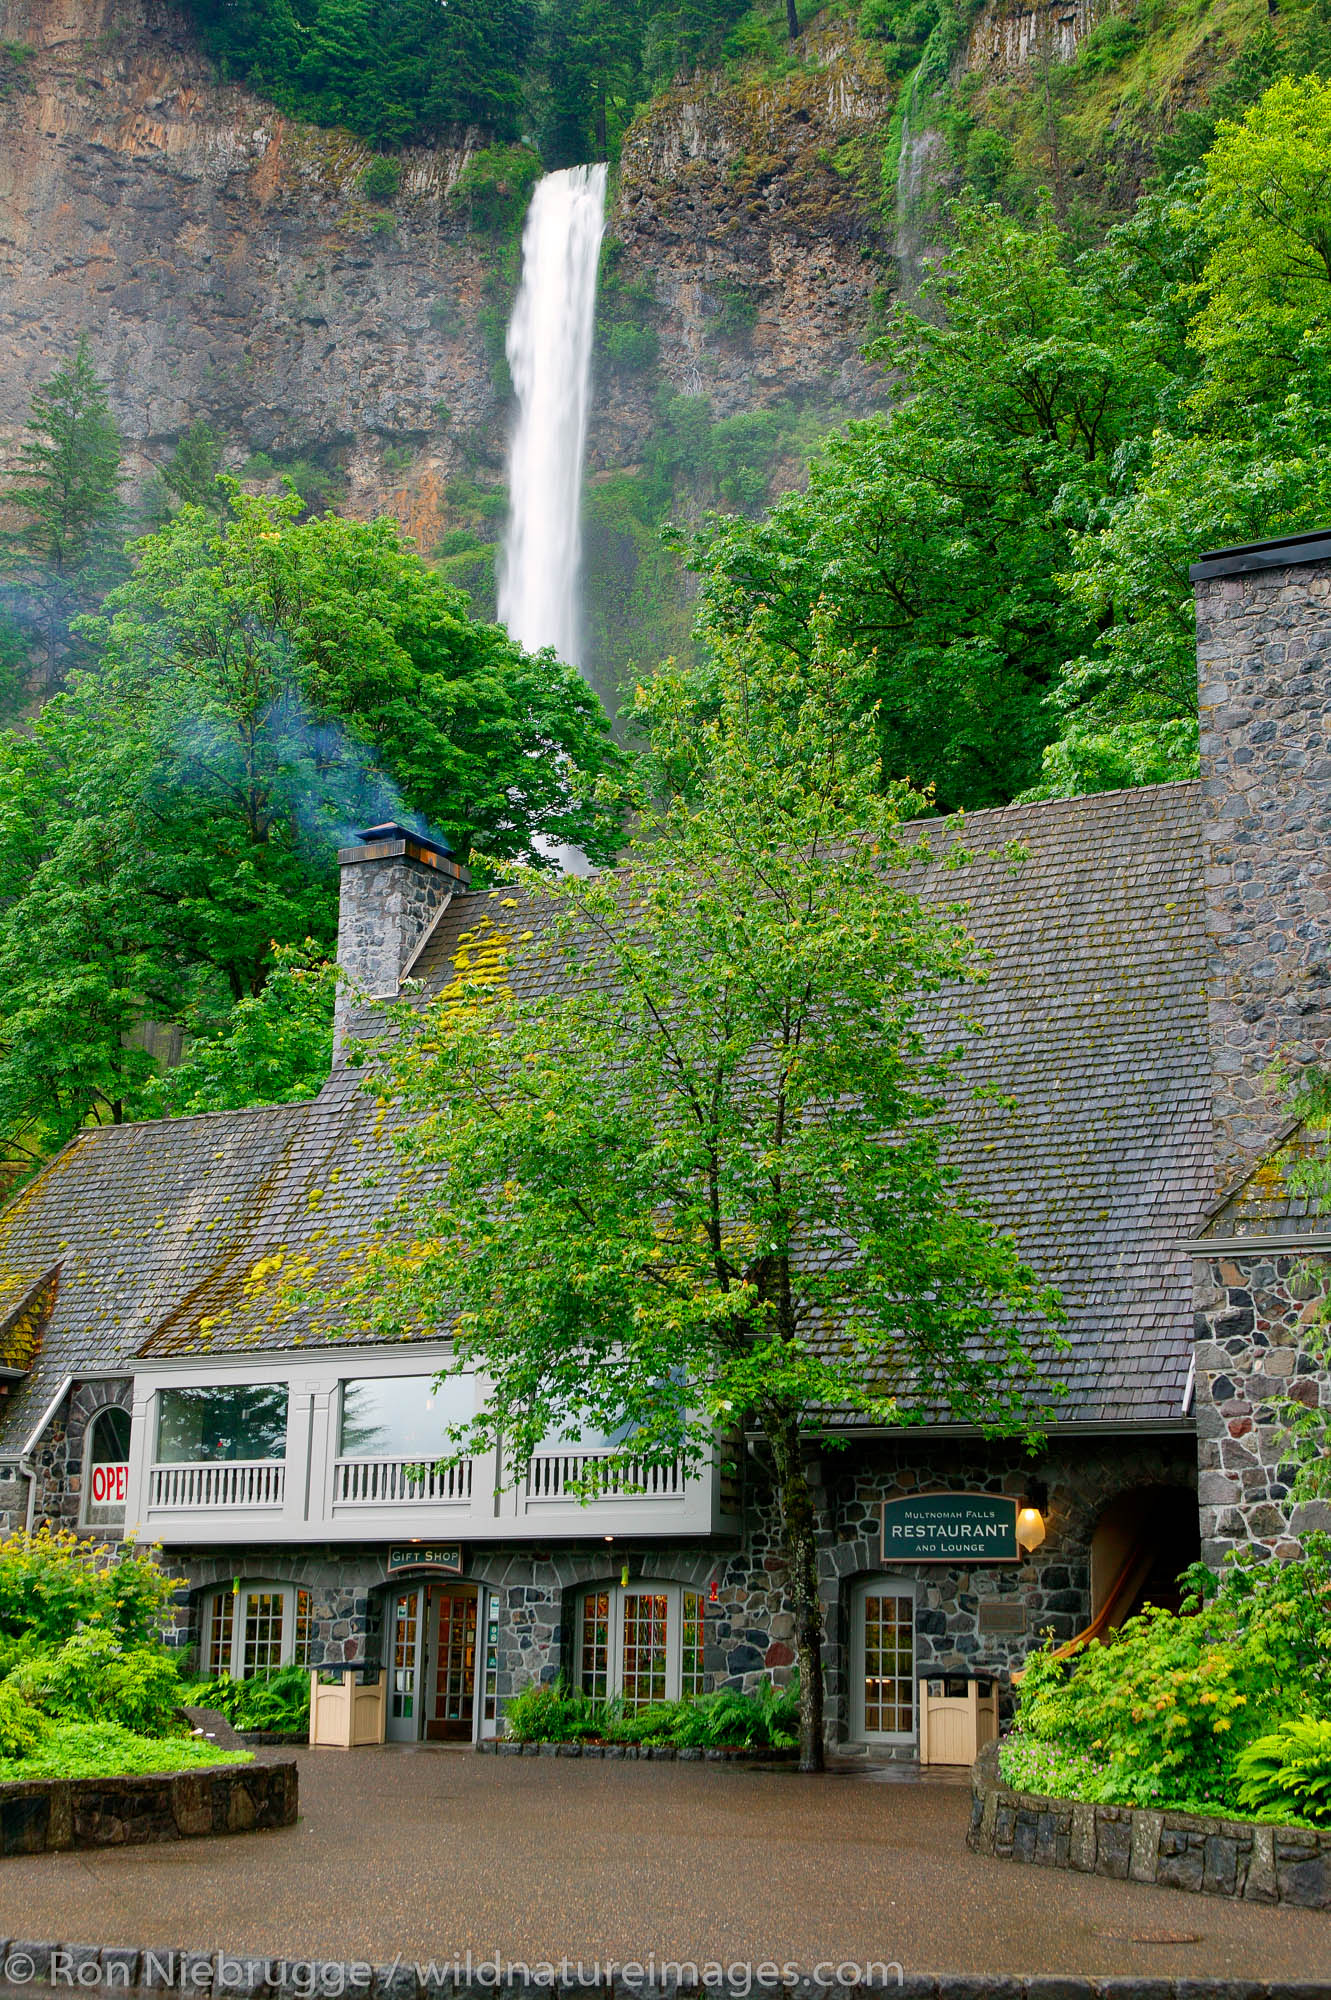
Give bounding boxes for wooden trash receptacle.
[309,1666,387,1747]
[917,1674,999,1766]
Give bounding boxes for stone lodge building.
[0,529,1328,1752]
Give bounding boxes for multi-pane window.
[579,1591,611,1700]
[578,1583,711,1706]
[391,1589,420,1721]
[207,1590,235,1677]
[203,1581,310,1679]
[338,1375,471,1457]
[859,1587,915,1739]
[481,1593,500,1729]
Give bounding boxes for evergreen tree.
[3,335,123,690]
[160,421,226,515]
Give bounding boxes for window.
[83,1406,131,1528]
[202,1582,313,1679]
[157,1384,289,1463]
[338,1374,471,1458]
[577,1582,710,1707]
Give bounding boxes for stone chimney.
[333,822,469,1060]
[1193,529,1331,1184]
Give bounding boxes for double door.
[387,1581,485,1742]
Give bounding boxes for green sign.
[881,1493,1017,1564]
[387,1544,463,1576]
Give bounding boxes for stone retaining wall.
[0,1760,297,1855]
[968,1742,1331,1909]
[476,1740,796,1762]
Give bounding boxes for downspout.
[9,1373,74,1532]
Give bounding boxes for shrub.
[13,1630,183,1735]
[0,1528,177,1649]
[503,1680,607,1742]
[604,323,659,372]
[452,145,542,236]
[0,1679,47,1759]
[0,1722,251,1783]
[503,1677,798,1749]
[1012,1534,1331,1813]
[181,1663,310,1734]
[1237,1717,1331,1827]
[360,158,402,202]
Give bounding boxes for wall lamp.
[1016,1477,1049,1554]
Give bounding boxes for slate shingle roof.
[0,782,1212,1454]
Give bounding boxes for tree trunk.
[786,0,799,39]
[767,1417,825,1772]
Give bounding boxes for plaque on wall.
[387,1544,463,1576]
[881,1492,1018,1564]
[978,1601,1027,1634]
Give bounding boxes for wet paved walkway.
[0,1748,1325,1983]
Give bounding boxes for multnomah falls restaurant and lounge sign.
[881,1493,1019,1564]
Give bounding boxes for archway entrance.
[1090,1485,1200,1630]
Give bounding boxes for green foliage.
[144,942,335,1118]
[0,1679,47,1759]
[0,1529,178,1649]
[0,1722,250,1782]
[186,0,536,146]
[451,146,543,236]
[359,157,402,201]
[181,1663,311,1733]
[13,1631,183,1736]
[502,1676,798,1748]
[1236,1716,1331,1827]
[1011,1535,1331,1813]
[160,421,226,515]
[603,321,659,371]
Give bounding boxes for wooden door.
[426,1586,477,1741]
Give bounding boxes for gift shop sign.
[881,1492,1018,1564]
[90,1462,129,1509]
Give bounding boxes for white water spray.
[498,163,608,672]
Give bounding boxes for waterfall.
[498,163,609,673]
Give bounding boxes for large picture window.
[82,1406,131,1528]
[577,1583,707,1707]
[201,1582,313,1680]
[338,1374,471,1457]
[157,1384,289,1463]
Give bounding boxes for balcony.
[332,1456,473,1507]
[148,1460,286,1511]
[525,1450,687,1502]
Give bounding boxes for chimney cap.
[356,820,454,858]
[1190,527,1331,582]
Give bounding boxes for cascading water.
[498,163,608,673]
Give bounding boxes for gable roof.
[0,781,1212,1453]
[1189,1121,1331,1250]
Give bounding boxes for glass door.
[426,1585,478,1741]
[852,1582,916,1745]
[386,1586,425,1741]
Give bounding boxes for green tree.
[159,420,226,515]
[333,622,1061,1770]
[144,941,335,1117]
[3,335,123,689]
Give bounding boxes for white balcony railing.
[332,1456,473,1506]
[149,1460,286,1511]
[525,1451,687,1503]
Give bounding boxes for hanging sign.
[387,1544,463,1576]
[90,1462,129,1508]
[881,1492,1018,1564]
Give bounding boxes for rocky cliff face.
[0,0,894,564]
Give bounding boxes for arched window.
[577,1582,706,1706]
[201,1582,314,1680]
[82,1406,131,1528]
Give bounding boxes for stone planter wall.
[476,1739,796,1763]
[968,1741,1331,1909]
[0,1760,298,1855]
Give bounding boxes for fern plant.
[1236,1717,1331,1827]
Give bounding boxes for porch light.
[1016,1479,1048,1553]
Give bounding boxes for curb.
[0,1949,1328,2000]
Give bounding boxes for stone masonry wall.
[1195,557,1331,1185]
[1194,1249,1331,1562]
[16,1380,132,1538]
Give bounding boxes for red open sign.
[91,1462,129,1507]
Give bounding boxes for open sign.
[90,1462,129,1508]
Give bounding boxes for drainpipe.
[9,1373,74,1532]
